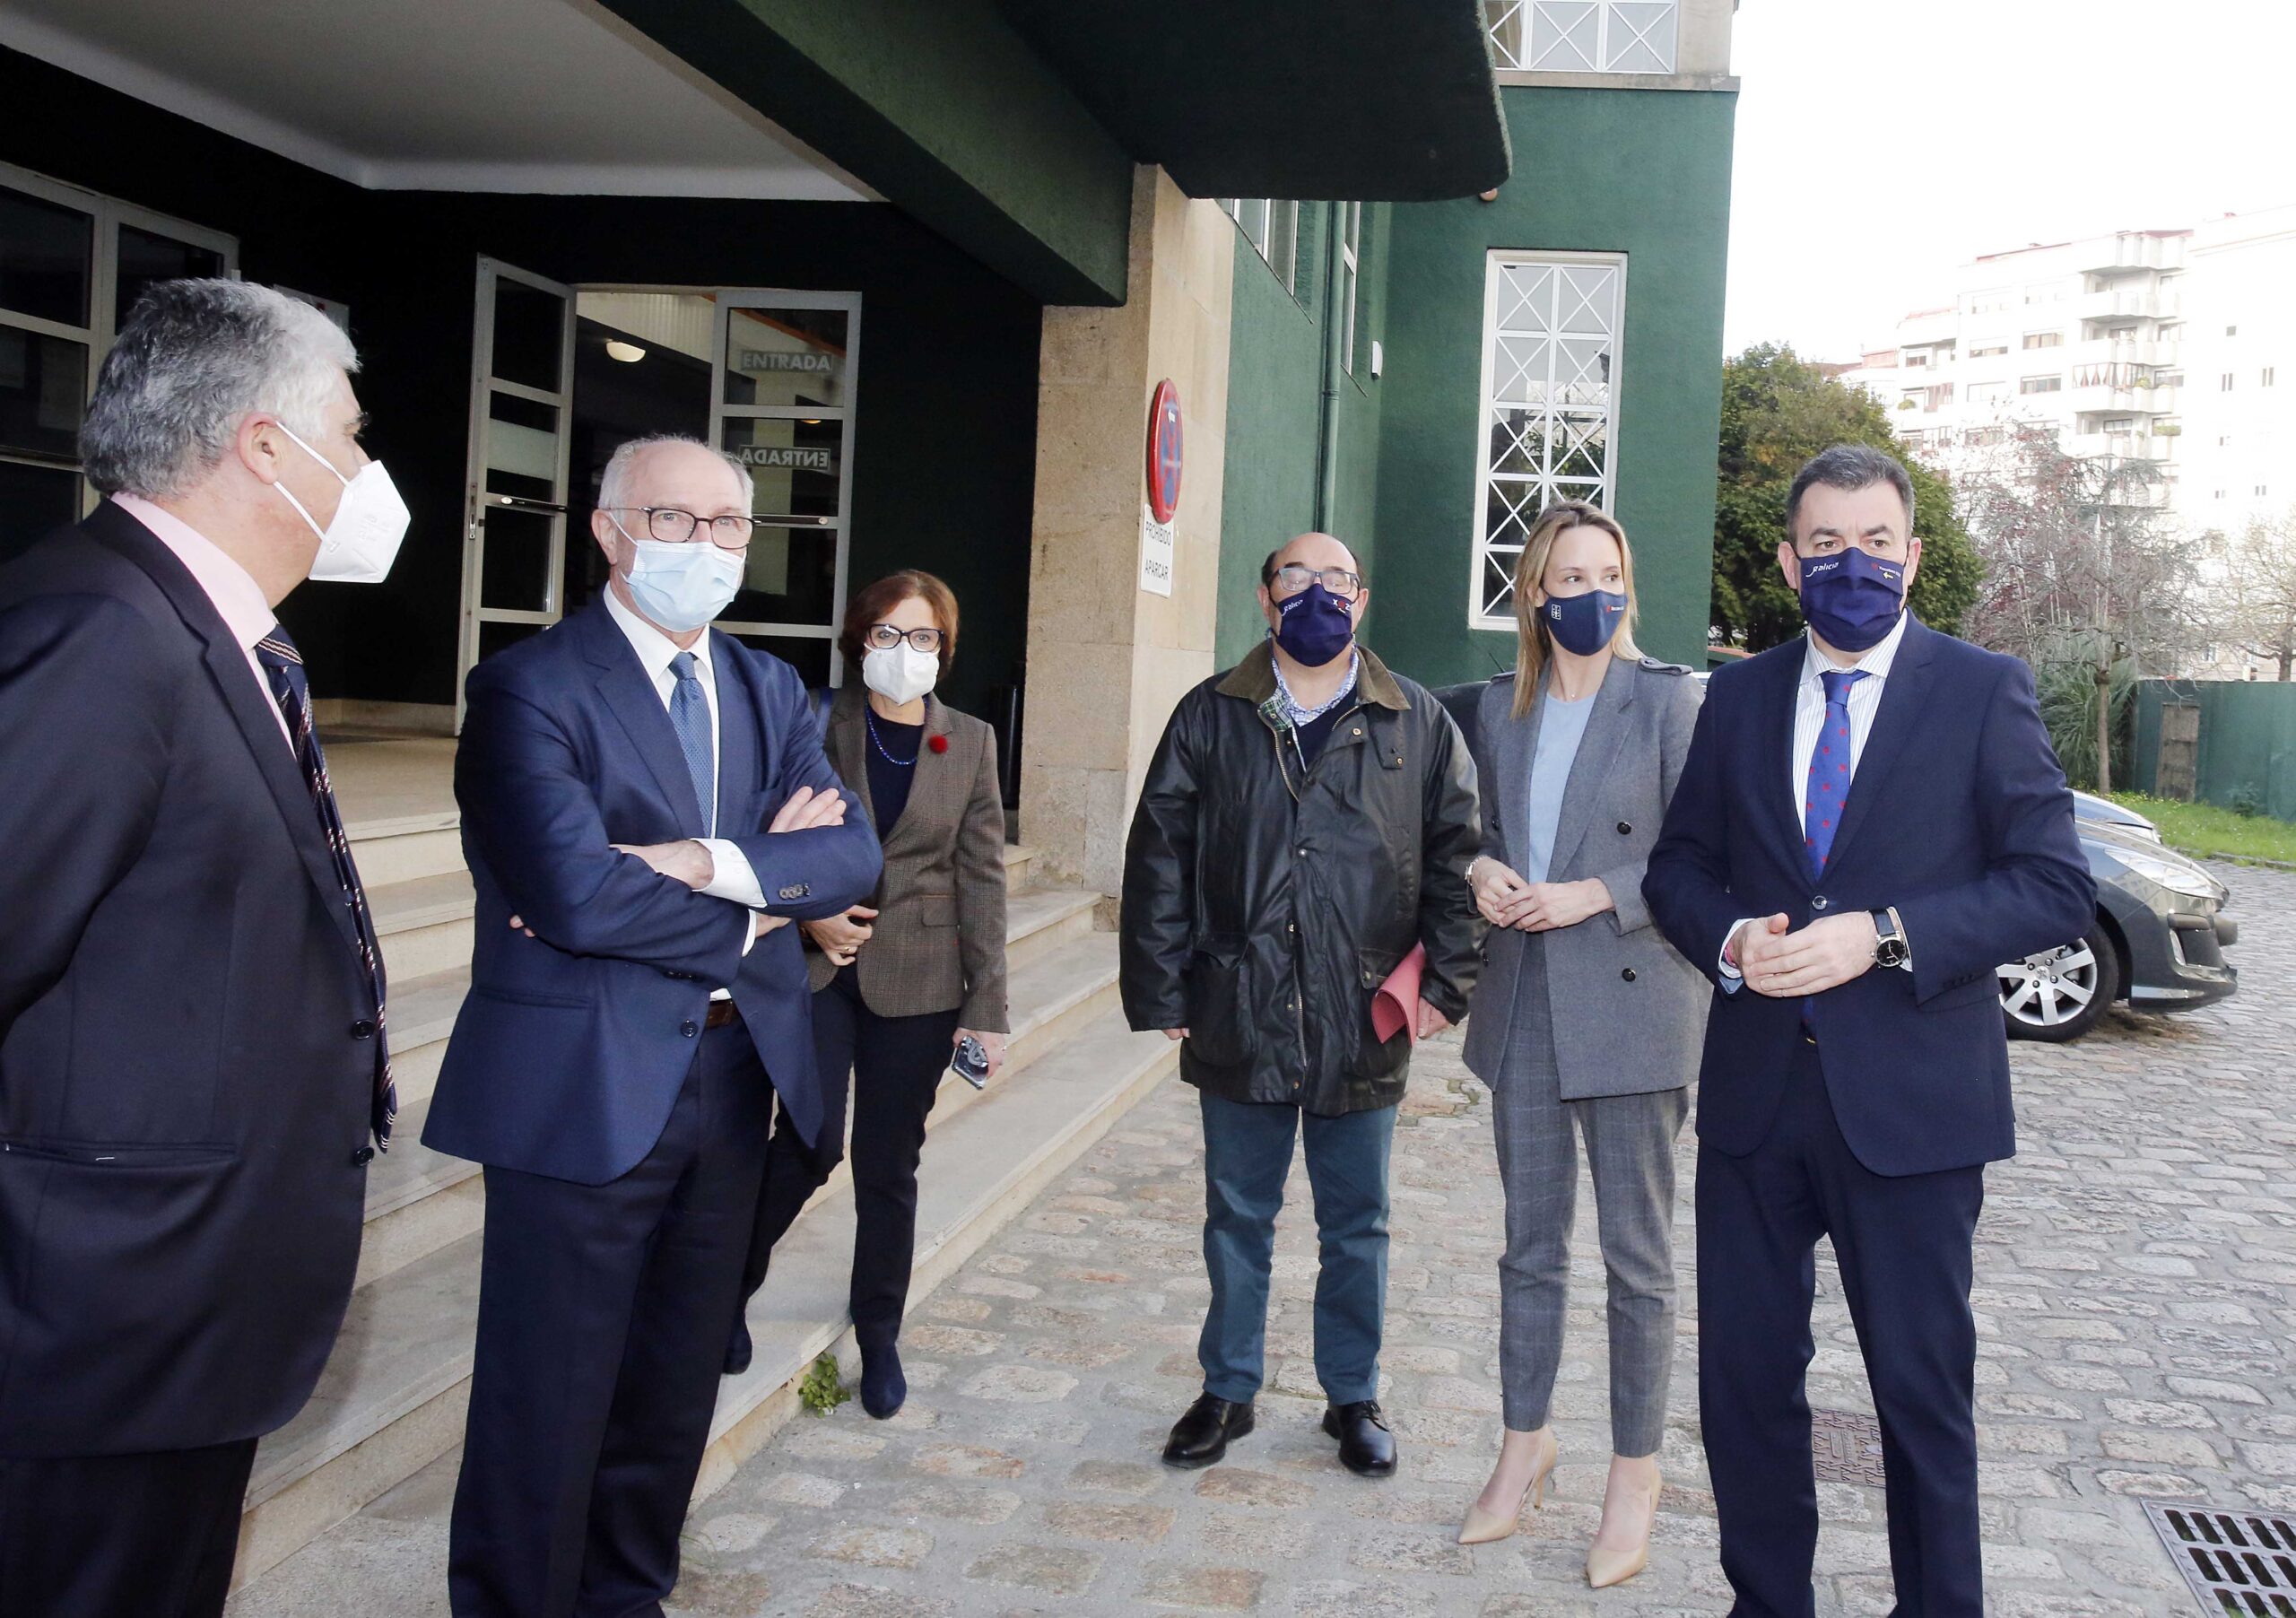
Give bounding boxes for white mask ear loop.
[271,422,350,540]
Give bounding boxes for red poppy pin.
[928,734,948,754]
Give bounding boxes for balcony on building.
[2073,231,2190,276]
[2075,283,2181,324]
[2064,430,2172,464]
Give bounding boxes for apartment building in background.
[1845,227,2193,514]
[1848,207,2295,678]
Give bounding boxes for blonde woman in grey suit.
[1456,503,1707,1588]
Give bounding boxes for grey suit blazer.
[806,684,1009,1031]
[1460,655,1708,1100]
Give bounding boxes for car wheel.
[1998,923,2119,1042]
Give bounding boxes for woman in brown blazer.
[725,571,1009,1417]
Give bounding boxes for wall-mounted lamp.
[604,339,646,363]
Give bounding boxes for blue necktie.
[669,650,715,835]
[1804,668,1867,878]
[256,627,396,1148]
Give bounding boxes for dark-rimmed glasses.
[1269,563,1363,601]
[607,506,754,549]
[865,623,944,654]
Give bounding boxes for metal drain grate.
[1811,1408,1886,1487]
[2144,1501,2296,1615]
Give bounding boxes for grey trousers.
[1489,938,1688,1456]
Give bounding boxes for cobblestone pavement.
[671,863,2295,1617]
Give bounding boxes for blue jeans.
[1196,1091,1396,1405]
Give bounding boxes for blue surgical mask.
[1272,581,1356,668]
[1541,588,1628,657]
[1797,547,1906,653]
[618,526,745,633]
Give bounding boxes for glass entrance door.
[709,292,859,686]
[457,257,576,712]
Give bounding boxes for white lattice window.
[1470,253,1623,629]
[1222,198,1299,292]
[1486,0,1678,74]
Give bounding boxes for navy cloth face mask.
[1274,581,1356,667]
[1797,547,1906,653]
[1542,588,1628,657]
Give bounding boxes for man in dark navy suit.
[1645,445,2092,1617]
[0,281,407,1616]
[425,436,881,1618]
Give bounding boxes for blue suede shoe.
[859,1342,906,1420]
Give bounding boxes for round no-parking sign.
[1145,378,1183,525]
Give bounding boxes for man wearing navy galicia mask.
[1120,532,1482,1479]
[1645,446,2092,1617]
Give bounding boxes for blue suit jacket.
[1642,620,2093,1177]
[423,600,882,1185]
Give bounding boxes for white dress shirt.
[111,495,292,751]
[602,585,769,993]
[1720,611,1914,986]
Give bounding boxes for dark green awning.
[1002,0,1512,202]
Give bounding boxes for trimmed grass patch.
[2108,793,2296,865]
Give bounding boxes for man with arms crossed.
[425,436,880,1617]
[0,280,406,1614]
[1644,444,2092,1616]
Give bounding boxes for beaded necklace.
[866,710,922,768]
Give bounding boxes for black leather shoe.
[1162,1393,1255,1468]
[722,1317,753,1377]
[859,1342,907,1420]
[1323,1400,1396,1476]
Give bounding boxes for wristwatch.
[1872,907,1909,969]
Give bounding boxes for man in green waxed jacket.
[1119,531,1483,1481]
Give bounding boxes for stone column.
[1020,167,1234,893]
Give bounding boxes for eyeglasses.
[608,506,754,549]
[865,623,944,654]
[1269,563,1364,601]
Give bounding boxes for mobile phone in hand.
[950,1034,991,1090]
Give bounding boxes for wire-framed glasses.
[865,623,944,654]
[1270,563,1363,600]
[608,506,755,549]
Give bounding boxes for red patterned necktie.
[256,628,396,1148]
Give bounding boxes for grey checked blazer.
[806,684,1009,1031]
[1460,655,1708,1100]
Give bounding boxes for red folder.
[1370,943,1427,1046]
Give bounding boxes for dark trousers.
[0,1438,256,1618]
[448,1024,773,1618]
[1196,1090,1396,1406]
[1696,1041,1987,1618]
[739,966,960,1346]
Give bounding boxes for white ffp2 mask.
[862,642,938,706]
[274,424,411,585]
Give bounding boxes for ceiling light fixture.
[604,339,646,363]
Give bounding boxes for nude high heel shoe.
[1585,1466,1661,1588]
[1457,1428,1558,1545]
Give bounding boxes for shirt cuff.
[698,839,766,908]
[1718,917,1759,994]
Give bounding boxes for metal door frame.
[457,257,577,719]
[708,289,861,682]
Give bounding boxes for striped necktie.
[255,627,396,1148]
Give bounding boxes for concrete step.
[370,871,475,985]
[231,998,1175,1596]
[347,823,465,890]
[352,912,1111,1292]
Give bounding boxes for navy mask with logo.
[1273,581,1356,667]
[1797,548,1906,653]
[1542,588,1628,657]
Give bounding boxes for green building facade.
[1217,14,1739,689]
